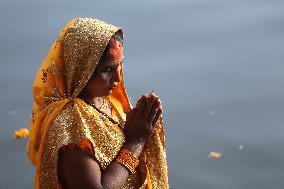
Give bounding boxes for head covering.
[27,18,168,189]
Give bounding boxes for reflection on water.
[0,0,283,188]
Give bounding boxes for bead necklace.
[104,97,125,128]
[99,97,108,112]
[84,97,124,129]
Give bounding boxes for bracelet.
[115,148,139,174]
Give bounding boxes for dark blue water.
[0,0,283,188]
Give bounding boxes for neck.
[85,96,104,108]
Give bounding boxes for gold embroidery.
[61,18,122,98]
[41,68,48,83]
[31,110,36,124]
[49,61,59,76]
[39,101,130,188]
[44,88,66,103]
[29,18,168,189]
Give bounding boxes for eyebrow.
[104,58,124,68]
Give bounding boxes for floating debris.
[208,151,222,159]
[13,128,29,139]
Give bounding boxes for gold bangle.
[115,148,139,174]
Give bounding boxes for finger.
[152,108,163,127]
[152,94,163,108]
[136,95,147,118]
[151,93,163,109]
[136,94,147,107]
[151,92,159,99]
[142,94,156,118]
[147,98,160,122]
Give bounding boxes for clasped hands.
[124,92,163,144]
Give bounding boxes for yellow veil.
[27,18,168,189]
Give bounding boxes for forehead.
[103,47,123,65]
[102,56,124,67]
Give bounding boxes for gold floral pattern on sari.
[28,18,169,189]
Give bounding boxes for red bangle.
[115,148,139,174]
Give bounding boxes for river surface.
[0,0,283,188]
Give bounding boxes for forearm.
[100,140,145,189]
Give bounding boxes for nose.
[112,67,121,83]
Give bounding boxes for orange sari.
[27,18,169,189]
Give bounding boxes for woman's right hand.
[124,92,163,146]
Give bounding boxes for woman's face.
[83,57,123,97]
[80,36,124,98]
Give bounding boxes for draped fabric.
[27,18,169,189]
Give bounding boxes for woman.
[27,18,168,189]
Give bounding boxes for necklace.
[84,97,108,112]
[99,97,108,112]
[84,97,124,129]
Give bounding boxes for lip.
[108,85,117,90]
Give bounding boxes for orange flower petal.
[13,128,29,139]
[209,151,222,159]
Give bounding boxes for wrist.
[124,139,145,158]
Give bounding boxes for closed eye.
[102,67,113,73]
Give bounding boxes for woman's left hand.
[124,92,163,143]
[125,92,163,128]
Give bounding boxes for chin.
[105,89,113,96]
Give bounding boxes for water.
[0,0,283,188]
